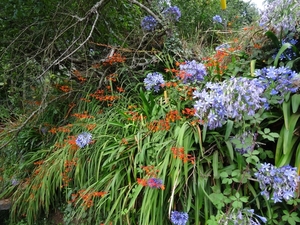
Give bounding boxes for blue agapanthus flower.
[76,132,92,148]
[141,16,157,32]
[254,163,300,203]
[179,60,207,83]
[220,208,267,224]
[193,77,266,129]
[11,178,19,186]
[215,43,230,51]
[255,66,299,104]
[259,0,300,34]
[163,6,181,22]
[230,131,257,154]
[213,15,222,23]
[144,72,165,92]
[272,37,298,61]
[147,178,164,189]
[170,211,188,225]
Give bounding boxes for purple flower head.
[193,77,266,129]
[158,0,171,10]
[254,163,299,202]
[213,15,222,23]
[163,6,181,22]
[147,178,164,189]
[255,66,299,104]
[219,208,267,224]
[170,211,188,225]
[179,60,207,83]
[40,127,48,135]
[11,178,19,186]
[144,72,165,92]
[141,16,157,32]
[256,214,267,223]
[215,43,230,51]
[273,37,298,60]
[230,131,257,154]
[259,0,300,34]
[76,132,92,148]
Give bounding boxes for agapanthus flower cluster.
[213,15,222,23]
[259,0,300,34]
[137,177,165,189]
[215,43,230,51]
[75,132,92,148]
[193,77,266,129]
[170,211,189,225]
[147,177,164,189]
[255,66,299,104]
[163,6,181,22]
[144,72,165,92]
[230,131,257,154]
[158,0,171,10]
[141,16,157,32]
[254,163,300,203]
[273,37,298,60]
[219,208,267,225]
[179,60,207,83]
[11,178,19,186]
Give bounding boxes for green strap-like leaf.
[213,151,219,179]
[291,94,300,113]
[265,31,280,47]
[274,42,292,67]
[282,100,291,129]
[275,126,284,165]
[283,114,300,154]
[225,119,233,140]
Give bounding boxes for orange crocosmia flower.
[93,191,107,197]
[137,178,148,186]
[128,105,137,109]
[253,43,261,49]
[86,124,96,130]
[121,138,128,145]
[147,120,170,132]
[49,127,57,134]
[66,136,79,150]
[162,81,177,88]
[141,165,159,177]
[182,108,196,117]
[103,53,126,66]
[106,73,118,82]
[116,87,125,92]
[72,70,87,83]
[33,160,44,166]
[171,146,195,164]
[165,68,178,73]
[92,63,100,68]
[166,110,181,122]
[72,112,94,119]
[59,85,72,92]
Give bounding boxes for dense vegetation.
[0,0,299,224]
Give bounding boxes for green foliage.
[275,96,300,169]
[0,0,300,225]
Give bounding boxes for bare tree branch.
[128,0,163,25]
[36,0,108,79]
